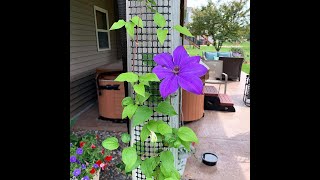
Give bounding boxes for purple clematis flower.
[83,176,90,180]
[73,168,81,177]
[152,45,208,98]
[70,156,77,163]
[93,164,99,169]
[76,148,83,155]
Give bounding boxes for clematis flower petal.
[173,45,189,66]
[152,65,173,80]
[178,74,204,95]
[179,55,201,67]
[159,74,179,99]
[179,63,208,77]
[153,53,174,69]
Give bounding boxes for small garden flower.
[96,160,102,166]
[90,167,96,174]
[70,156,77,163]
[93,164,99,169]
[100,163,106,170]
[70,133,113,179]
[91,144,96,149]
[105,155,112,162]
[152,45,208,98]
[76,148,83,155]
[73,168,81,177]
[80,141,85,148]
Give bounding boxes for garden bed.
[71,129,131,180]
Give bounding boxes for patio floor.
[72,71,250,180]
[182,71,250,180]
[72,103,129,132]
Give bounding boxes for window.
[94,6,111,51]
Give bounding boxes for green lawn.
[185,41,250,74]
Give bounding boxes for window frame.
[93,6,111,51]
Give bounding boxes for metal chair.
[203,60,228,94]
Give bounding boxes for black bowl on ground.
[202,153,218,166]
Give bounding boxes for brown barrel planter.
[182,90,204,122]
[96,72,125,120]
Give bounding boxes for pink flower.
[91,144,96,149]
[100,163,106,170]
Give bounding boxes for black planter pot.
[202,153,218,166]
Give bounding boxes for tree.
[188,0,250,52]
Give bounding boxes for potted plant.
[231,47,245,57]
[70,133,114,180]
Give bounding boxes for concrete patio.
[72,72,250,180]
[183,71,250,180]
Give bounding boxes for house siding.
[70,0,119,118]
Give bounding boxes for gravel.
[71,129,132,180]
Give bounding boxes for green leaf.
[164,133,176,144]
[159,172,166,180]
[177,127,199,143]
[141,157,158,178]
[148,0,157,5]
[114,72,138,82]
[164,178,178,180]
[139,73,160,82]
[146,5,157,13]
[140,125,150,142]
[179,137,191,151]
[132,106,153,126]
[146,178,153,180]
[155,101,177,116]
[102,137,119,150]
[125,158,141,172]
[133,83,145,97]
[125,21,135,39]
[160,150,174,166]
[122,104,138,119]
[147,120,159,133]
[159,151,175,177]
[140,81,150,86]
[157,29,168,45]
[122,97,134,107]
[157,123,172,135]
[131,16,144,28]
[160,164,173,177]
[121,133,131,143]
[110,19,126,30]
[173,138,181,148]
[156,133,163,142]
[172,169,181,179]
[172,128,178,134]
[174,25,193,37]
[136,92,150,104]
[122,147,137,170]
[154,13,166,28]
